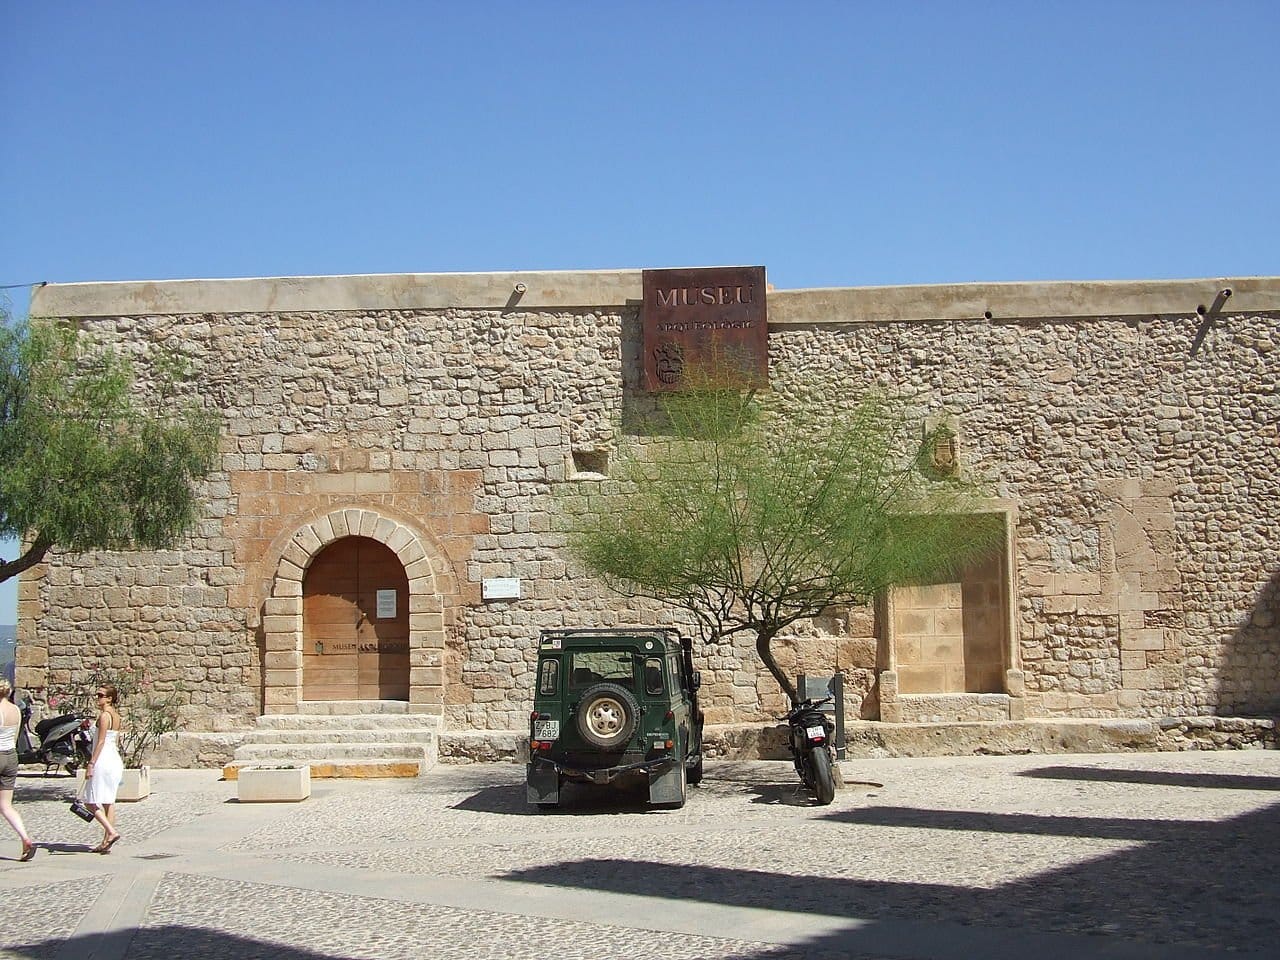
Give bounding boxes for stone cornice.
[28,270,1280,322]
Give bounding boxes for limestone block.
[313,515,335,544]
[238,765,310,802]
[1042,595,1077,615]
[264,597,301,617]
[263,680,299,701]
[1118,590,1160,612]
[329,511,350,538]
[1120,629,1165,651]
[357,510,380,537]
[273,578,302,598]
[1055,572,1101,596]
[295,525,322,556]
[1005,669,1026,698]
[1075,596,1119,616]
[387,525,414,552]
[264,651,300,670]
[414,686,450,711]
[410,613,443,632]
[264,669,300,688]
[261,615,299,634]
[410,667,444,686]
[264,630,300,653]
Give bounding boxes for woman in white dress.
[83,682,123,853]
[0,678,37,860]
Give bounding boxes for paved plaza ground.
[0,751,1277,959]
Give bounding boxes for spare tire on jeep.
[575,683,639,749]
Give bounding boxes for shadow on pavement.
[1016,764,1280,791]
[745,780,824,806]
[827,805,1218,841]
[501,800,1280,954]
[2,925,348,960]
[25,840,98,855]
[449,775,674,816]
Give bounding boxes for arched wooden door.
[302,536,410,701]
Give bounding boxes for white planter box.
[118,766,151,802]
[238,765,311,803]
[74,765,151,802]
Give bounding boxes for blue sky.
[2,1,1278,624]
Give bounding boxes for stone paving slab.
[0,752,1276,959]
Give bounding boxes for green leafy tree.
[0,314,219,584]
[564,383,1001,705]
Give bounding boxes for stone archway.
[260,508,447,716]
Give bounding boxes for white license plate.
[806,725,826,740]
[533,720,560,740]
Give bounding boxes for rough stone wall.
[769,311,1279,719]
[20,307,672,733]
[18,300,1280,735]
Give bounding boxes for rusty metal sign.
[641,266,768,391]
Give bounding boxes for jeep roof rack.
[539,627,680,640]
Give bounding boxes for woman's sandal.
[92,834,121,854]
[19,841,37,862]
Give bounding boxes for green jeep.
[526,628,705,809]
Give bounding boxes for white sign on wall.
[376,589,398,619]
[482,578,521,601]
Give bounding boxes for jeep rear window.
[644,658,664,695]
[568,651,633,689]
[538,658,558,696]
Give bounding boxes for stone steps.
[229,708,440,779]
[255,714,439,731]
[223,759,423,781]
[248,729,439,745]
[293,701,413,715]
[235,742,435,761]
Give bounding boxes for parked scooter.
[783,695,838,805]
[14,694,92,775]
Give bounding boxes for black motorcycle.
[783,695,837,805]
[15,695,92,775]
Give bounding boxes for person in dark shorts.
[0,678,37,860]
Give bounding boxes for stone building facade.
[16,271,1280,755]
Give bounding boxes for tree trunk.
[755,628,798,706]
[0,534,51,585]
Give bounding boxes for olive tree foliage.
[562,384,1001,706]
[0,314,220,584]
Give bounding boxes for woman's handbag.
[69,781,94,822]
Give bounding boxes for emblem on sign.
[922,423,960,479]
[654,341,684,384]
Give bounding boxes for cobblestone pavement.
[0,751,1277,959]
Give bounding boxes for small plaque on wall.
[482,578,521,601]
[376,589,398,619]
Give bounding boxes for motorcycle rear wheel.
[811,748,836,805]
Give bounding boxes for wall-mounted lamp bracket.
[1190,287,1233,357]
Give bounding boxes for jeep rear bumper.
[529,752,676,784]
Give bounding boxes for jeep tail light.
[664,710,674,720]
[531,711,539,722]
[665,739,674,749]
